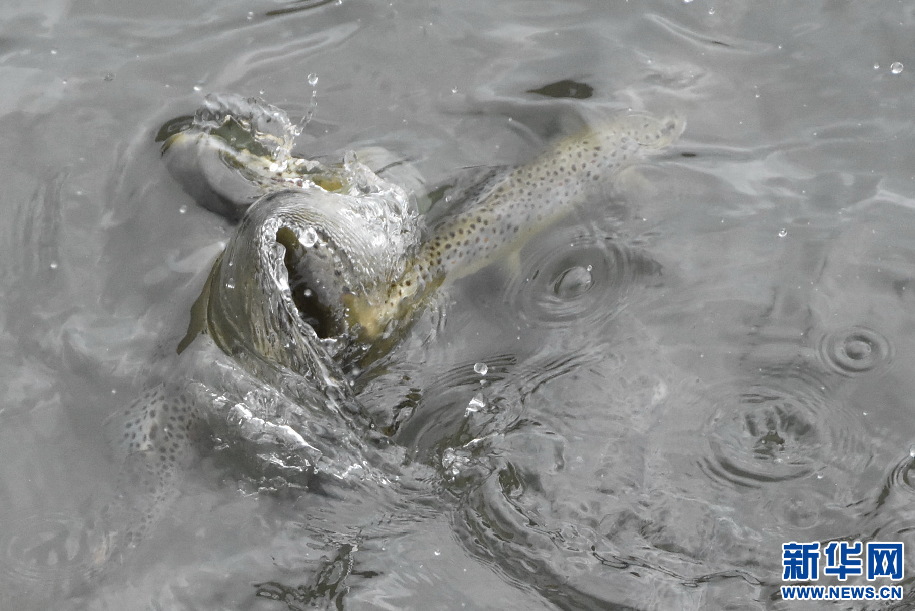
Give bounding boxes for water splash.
[294,72,320,138]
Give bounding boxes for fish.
[26,94,684,591]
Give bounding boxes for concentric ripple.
[698,369,867,489]
[1,512,110,597]
[818,326,893,376]
[503,224,659,328]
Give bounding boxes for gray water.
[2,1,915,609]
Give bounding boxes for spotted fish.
[344,113,685,339]
[48,95,684,587]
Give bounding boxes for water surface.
[2,1,915,609]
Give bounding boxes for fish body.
[69,95,683,581]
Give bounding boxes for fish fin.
[177,256,220,354]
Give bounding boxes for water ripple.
[817,326,893,376]
[503,223,660,329]
[0,511,109,602]
[697,368,867,490]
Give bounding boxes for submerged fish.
[46,95,685,587]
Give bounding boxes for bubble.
[300,226,319,248]
[307,73,319,87]
[890,61,904,74]
[818,326,892,376]
[503,225,658,329]
[473,362,488,376]
[777,228,788,238]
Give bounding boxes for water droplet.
[873,62,881,70]
[683,0,693,3]
[301,226,319,248]
[819,327,892,375]
[908,444,915,458]
[890,61,904,74]
[178,205,187,214]
[48,261,58,270]
[433,550,441,556]
[226,280,236,289]
[466,394,486,415]
[708,7,716,14]
[451,87,459,94]
[307,73,319,87]
[193,85,202,92]
[473,362,488,376]
[50,48,58,55]
[103,72,114,82]
[777,228,788,238]
[246,11,254,20]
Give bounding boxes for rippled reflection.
[503,222,660,329]
[818,326,893,376]
[698,368,868,489]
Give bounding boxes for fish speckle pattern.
[350,112,685,338]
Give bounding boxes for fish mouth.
[275,225,341,340]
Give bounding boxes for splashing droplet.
[466,393,486,415]
[890,61,904,74]
[300,226,319,248]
